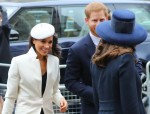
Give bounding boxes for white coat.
[2,47,63,114]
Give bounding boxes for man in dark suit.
[0,6,11,83]
[64,2,109,114]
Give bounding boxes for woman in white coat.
[2,23,68,114]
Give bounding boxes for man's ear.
[85,18,89,24]
[107,8,112,20]
[105,16,108,20]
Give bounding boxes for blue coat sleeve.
[90,63,99,113]
[119,54,140,114]
[64,48,94,103]
[134,53,143,77]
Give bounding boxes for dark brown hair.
[92,39,135,67]
[29,33,61,59]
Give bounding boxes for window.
[58,6,86,38]
[58,4,114,38]
[114,4,150,33]
[9,7,54,41]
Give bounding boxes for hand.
[0,96,4,112]
[60,97,68,113]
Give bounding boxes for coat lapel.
[26,47,42,97]
[85,34,96,59]
[43,55,55,98]
[43,55,51,97]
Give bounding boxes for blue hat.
[96,9,147,45]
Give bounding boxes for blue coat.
[64,34,97,114]
[91,53,146,114]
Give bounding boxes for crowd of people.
[0,1,148,114]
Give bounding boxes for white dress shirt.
[89,32,101,47]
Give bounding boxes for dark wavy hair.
[92,39,135,67]
[28,33,61,59]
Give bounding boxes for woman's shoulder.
[12,53,27,61]
[117,53,135,66]
[10,54,28,66]
[48,54,59,61]
[119,53,134,60]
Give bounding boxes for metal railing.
[143,61,150,114]
[0,84,81,114]
[1,61,150,113]
[53,85,81,114]
[0,63,67,69]
[0,63,81,114]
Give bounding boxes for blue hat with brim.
[96,9,147,45]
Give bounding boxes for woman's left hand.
[60,97,68,112]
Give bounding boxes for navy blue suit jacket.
[65,34,95,102]
[64,34,98,114]
[91,53,146,114]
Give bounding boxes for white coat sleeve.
[52,60,63,107]
[2,57,20,114]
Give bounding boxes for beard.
[89,27,99,37]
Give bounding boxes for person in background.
[0,6,11,83]
[91,9,147,114]
[2,23,68,114]
[64,2,109,114]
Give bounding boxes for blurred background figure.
[0,6,11,84]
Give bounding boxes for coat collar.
[85,34,96,57]
[26,47,38,59]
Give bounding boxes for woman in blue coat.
[91,10,147,114]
